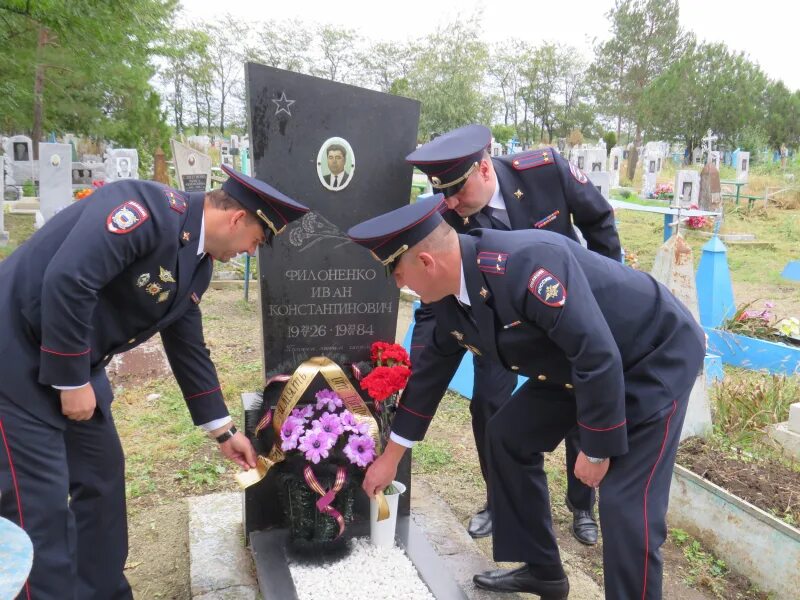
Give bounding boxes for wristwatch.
[215,425,238,444]
[585,455,608,464]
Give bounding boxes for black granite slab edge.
[250,517,468,600]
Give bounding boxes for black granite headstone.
[242,63,420,536]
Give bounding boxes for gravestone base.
[0,231,8,247]
[9,199,39,214]
[250,517,467,600]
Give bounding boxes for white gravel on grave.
[288,537,436,600]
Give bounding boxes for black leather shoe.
[473,565,569,598]
[566,496,598,546]
[467,506,492,538]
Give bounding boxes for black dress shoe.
[473,565,569,598]
[467,506,492,538]
[566,497,598,546]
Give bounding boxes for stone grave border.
[668,464,800,600]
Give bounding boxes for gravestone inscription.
[171,138,212,192]
[243,63,420,535]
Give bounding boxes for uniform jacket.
[448,148,621,260]
[0,180,227,429]
[394,229,705,458]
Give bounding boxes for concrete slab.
[188,492,257,598]
[768,422,800,459]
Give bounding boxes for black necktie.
[478,206,509,231]
[333,176,339,188]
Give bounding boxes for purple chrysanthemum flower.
[291,405,314,421]
[312,412,344,437]
[315,389,343,412]
[298,429,336,464]
[343,434,376,468]
[340,410,359,432]
[280,416,305,451]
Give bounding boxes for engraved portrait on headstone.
[682,181,693,202]
[13,142,29,162]
[577,155,585,170]
[591,161,602,172]
[317,137,354,191]
[649,160,656,173]
[613,156,619,170]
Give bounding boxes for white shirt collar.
[197,211,206,256]
[487,179,506,211]
[456,260,471,306]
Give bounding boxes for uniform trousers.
[0,375,132,600]
[471,355,593,511]
[486,379,691,599]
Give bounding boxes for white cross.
[702,129,718,162]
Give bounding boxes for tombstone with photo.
[171,139,212,192]
[38,143,73,223]
[674,170,700,207]
[0,156,8,245]
[710,151,721,171]
[242,63,420,536]
[699,161,722,212]
[587,171,611,201]
[3,135,35,189]
[736,151,750,182]
[103,149,139,183]
[609,147,623,187]
[643,170,657,197]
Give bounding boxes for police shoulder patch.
[165,189,187,214]
[477,251,508,275]
[107,200,149,234]
[528,268,566,307]
[568,162,588,184]
[511,148,554,171]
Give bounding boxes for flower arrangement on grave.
[722,301,800,347]
[274,386,379,553]
[357,341,412,449]
[236,357,382,554]
[685,204,709,230]
[73,188,93,200]
[654,183,673,200]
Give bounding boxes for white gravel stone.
[288,537,435,600]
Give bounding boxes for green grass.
[670,528,730,597]
[412,440,453,473]
[0,212,36,260]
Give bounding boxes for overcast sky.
[178,0,798,92]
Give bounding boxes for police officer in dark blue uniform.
[0,165,309,599]
[405,125,621,543]
[350,195,705,599]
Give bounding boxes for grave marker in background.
[38,143,73,223]
[675,170,700,207]
[587,171,610,200]
[104,148,139,183]
[171,139,212,192]
[736,151,750,182]
[0,156,8,245]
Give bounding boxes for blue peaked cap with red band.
[347,194,447,271]
[405,124,491,198]
[220,164,309,237]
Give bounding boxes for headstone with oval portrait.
[0,156,7,245]
[171,139,212,192]
[104,149,139,183]
[38,143,73,223]
[244,62,420,533]
[736,151,750,183]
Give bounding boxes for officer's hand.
[574,451,610,489]
[363,452,399,498]
[218,431,258,470]
[60,385,97,421]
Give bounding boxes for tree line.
[1,0,798,172]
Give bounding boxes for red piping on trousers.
[641,400,677,600]
[0,417,32,600]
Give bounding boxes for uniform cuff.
[39,347,91,387]
[389,431,416,448]
[199,416,232,432]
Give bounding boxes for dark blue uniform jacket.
[0,180,227,429]
[394,229,705,458]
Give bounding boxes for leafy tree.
[603,131,617,154]
[404,18,488,140]
[248,19,314,75]
[491,124,516,145]
[590,0,691,177]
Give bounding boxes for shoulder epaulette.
[510,148,554,171]
[477,251,508,275]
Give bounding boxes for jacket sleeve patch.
[528,268,566,307]
[107,200,149,234]
[511,149,554,171]
[569,162,588,184]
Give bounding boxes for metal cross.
[702,129,718,163]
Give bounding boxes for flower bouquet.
[357,341,412,450]
[276,388,377,554]
[722,301,800,347]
